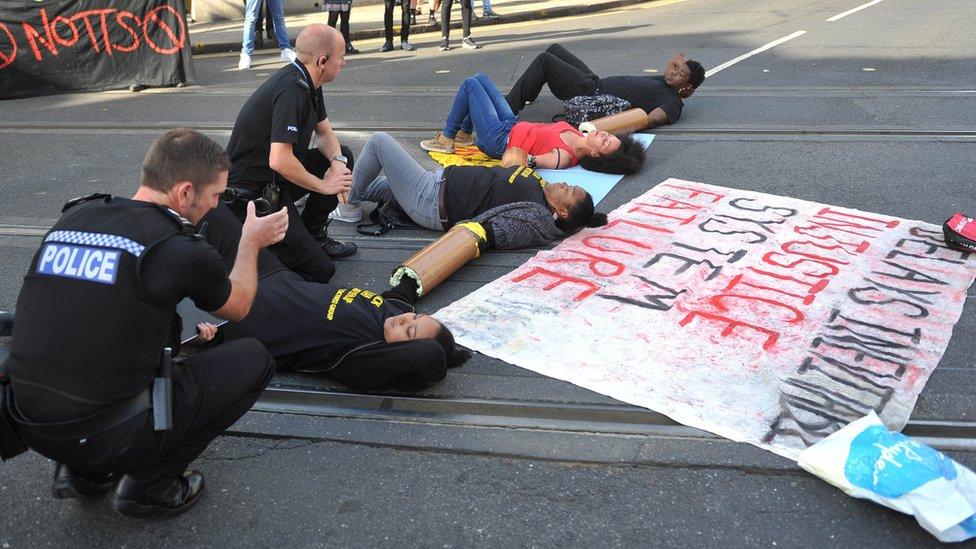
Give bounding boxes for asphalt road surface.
[1,0,974,546]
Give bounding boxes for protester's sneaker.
[461,37,481,50]
[400,41,414,51]
[329,203,363,223]
[380,41,395,52]
[439,39,450,51]
[238,52,252,70]
[280,48,298,62]
[482,10,501,18]
[420,132,455,153]
[454,130,475,146]
[321,236,358,259]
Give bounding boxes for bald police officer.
[3,129,288,518]
[225,23,357,283]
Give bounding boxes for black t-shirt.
[226,62,328,189]
[597,75,683,124]
[442,166,549,224]
[141,236,232,313]
[228,273,412,359]
[8,199,232,421]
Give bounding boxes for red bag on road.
[943,213,976,252]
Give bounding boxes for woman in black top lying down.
[201,204,470,390]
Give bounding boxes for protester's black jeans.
[384,0,411,43]
[505,43,600,115]
[20,339,275,481]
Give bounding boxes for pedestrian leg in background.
[264,1,275,42]
[399,0,413,50]
[440,0,479,50]
[481,0,500,18]
[238,0,262,69]
[340,4,356,53]
[504,43,599,114]
[254,0,266,49]
[382,0,397,52]
[428,0,441,26]
[266,0,296,62]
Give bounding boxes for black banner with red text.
[0,0,195,99]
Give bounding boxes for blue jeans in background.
[442,72,517,158]
[242,0,290,55]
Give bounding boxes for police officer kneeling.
[2,129,288,518]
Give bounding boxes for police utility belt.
[222,182,280,216]
[0,348,175,461]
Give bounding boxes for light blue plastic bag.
[798,412,976,543]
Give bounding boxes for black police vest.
[7,195,195,404]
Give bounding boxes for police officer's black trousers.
[21,339,275,481]
[231,145,354,284]
[504,43,599,115]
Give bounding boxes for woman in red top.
[421,73,645,174]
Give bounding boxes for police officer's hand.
[241,201,289,249]
[322,164,353,197]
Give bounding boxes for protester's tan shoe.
[455,131,475,147]
[420,132,455,153]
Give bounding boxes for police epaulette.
[62,193,111,213]
[163,208,200,237]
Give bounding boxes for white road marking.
[705,31,807,78]
[826,0,885,22]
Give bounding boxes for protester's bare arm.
[213,202,289,321]
[501,147,528,168]
[645,108,670,129]
[534,148,573,169]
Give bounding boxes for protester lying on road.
[420,72,645,174]
[505,44,706,129]
[201,204,471,390]
[338,132,608,248]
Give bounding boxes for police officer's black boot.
[52,463,118,499]
[108,470,205,518]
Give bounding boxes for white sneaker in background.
[329,203,363,223]
[238,52,251,70]
[281,48,297,62]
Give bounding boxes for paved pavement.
[1,0,975,545]
[188,0,655,53]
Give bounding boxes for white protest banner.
[435,179,976,459]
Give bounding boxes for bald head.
[296,24,342,63]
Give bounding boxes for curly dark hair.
[554,191,609,233]
[686,59,706,88]
[434,323,472,369]
[578,134,645,175]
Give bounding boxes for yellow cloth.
[428,145,502,168]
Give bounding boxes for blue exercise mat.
[536,133,654,205]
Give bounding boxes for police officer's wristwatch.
[330,154,348,166]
